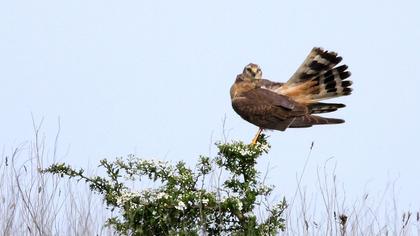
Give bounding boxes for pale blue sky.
[1,0,420,209]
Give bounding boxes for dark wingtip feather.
[309,60,330,71]
[342,80,352,87]
[341,71,351,80]
[327,87,337,93]
[343,87,352,93]
[333,118,345,124]
[312,115,345,124]
[336,103,346,108]
[336,64,348,72]
[308,102,346,114]
[325,81,337,90]
[325,117,345,124]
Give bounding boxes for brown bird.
[230,47,353,144]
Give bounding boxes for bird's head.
[242,63,262,80]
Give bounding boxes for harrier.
[230,47,352,144]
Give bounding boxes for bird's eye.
[246,67,254,74]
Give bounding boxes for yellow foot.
[251,128,263,145]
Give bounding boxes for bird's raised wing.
[287,47,343,86]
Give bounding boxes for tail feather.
[308,65,352,101]
[288,47,343,85]
[278,64,352,103]
[289,115,345,128]
[308,102,346,114]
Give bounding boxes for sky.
[1,0,420,211]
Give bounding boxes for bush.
[43,135,287,235]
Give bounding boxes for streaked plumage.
[230,47,352,140]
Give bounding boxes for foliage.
[43,135,287,235]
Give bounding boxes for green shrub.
[43,135,286,235]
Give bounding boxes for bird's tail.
[308,102,346,114]
[278,65,352,103]
[288,115,344,128]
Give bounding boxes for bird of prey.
[230,47,352,144]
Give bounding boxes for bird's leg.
[251,128,263,145]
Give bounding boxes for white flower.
[175,200,186,211]
[156,192,168,199]
[257,143,270,152]
[116,191,141,206]
[237,200,243,211]
[240,149,252,156]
